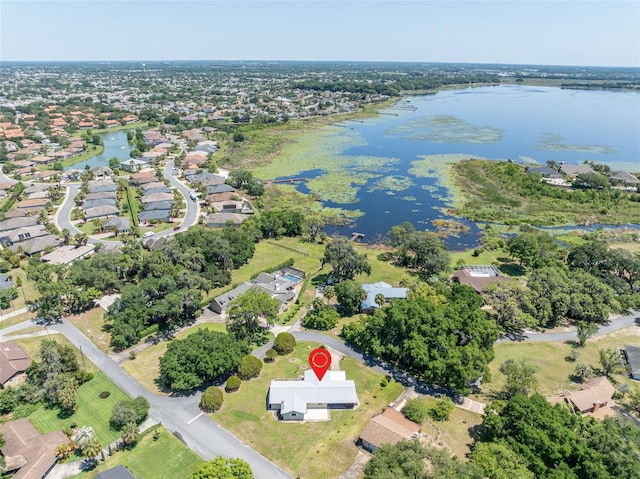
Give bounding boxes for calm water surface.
[65,130,132,171]
[289,86,640,248]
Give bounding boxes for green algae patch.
[535,133,617,154]
[409,154,476,208]
[306,171,379,204]
[253,126,367,180]
[368,175,415,193]
[386,114,503,144]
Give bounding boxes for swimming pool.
[283,273,302,283]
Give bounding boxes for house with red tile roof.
[0,418,69,479]
[0,342,31,387]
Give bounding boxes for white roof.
[268,370,358,414]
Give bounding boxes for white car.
[142,231,154,239]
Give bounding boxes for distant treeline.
[293,73,499,96]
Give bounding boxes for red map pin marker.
[309,348,331,381]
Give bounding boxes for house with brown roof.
[0,342,31,388]
[451,265,512,293]
[359,407,421,452]
[0,418,69,479]
[547,376,616,418]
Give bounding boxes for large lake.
[273,85,640,249]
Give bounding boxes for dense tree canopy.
[479,393,640,479]
[322,236,371,281]
[192,456,253,479]
[159,330,249,391]
[334,280,367,316]
[343,282,499,393]
[387,222,450,277]
[226,287,280,343]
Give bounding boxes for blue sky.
[1,1,638,66]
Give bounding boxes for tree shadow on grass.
[57,407,75,420]
[497,261,525,277]
[311,273,330,286]
[376,252,395,263]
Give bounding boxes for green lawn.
[417,397,483,460]
[68,426,202,479]
[214,341,403,479]
[28,372,132,447]
[209,237,410,301]
[68,307,112,353]
[122,322,227,395]
[480,326,640,400]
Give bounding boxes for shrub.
[402,398,429,424]
[109,396,149,430]
[273,332,296,355]
[99,391,111,399]
[427,398,454,422]
[200,386,223,412]
[225,375,241,392]
[140,324,159,338]
[84,372,94,382]
[265,349,277,362]
[0,387,18,414]
[301,306,340,330]
[238,354,262,380]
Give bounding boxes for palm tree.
[37,210,49,225]
[75,233,88,246]
[62,228,71,246]
[573,364,593,383]
[73,426,95,448]
[121,422,139,446]
[323,285,335,305]
[92,218,103,233]
[375,293,386,309]
[80,436,102,458]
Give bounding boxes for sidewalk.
[46,418,158,479]
[0,307,30,322]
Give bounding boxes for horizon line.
[0,59,638,69]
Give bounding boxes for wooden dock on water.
[350,232,365,242]
[261,178,310,185]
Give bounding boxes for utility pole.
[79,345,87,373]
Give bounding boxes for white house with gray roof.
[209,267,305,314]
[268,369,358,421]
[360,281,408,313]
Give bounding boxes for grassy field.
[214,340,403,479]
[122,322,227,395]
[54,144,105,170]
[480,325,640,400]
[68,307,111,353]
[417,397,483,460]
[68,426,202,479]
[451,159,640,226]
[28,371,131,446]
[0,311,37,330]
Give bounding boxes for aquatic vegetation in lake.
[385,115,503,144]
[306,171,379,204]
[368,175,415,193]
[409,154,477,208]
[401,196,417,202]
[535,133,617,154]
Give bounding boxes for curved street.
[0,319,291,479]
[54,159,200,244]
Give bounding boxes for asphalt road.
[38,320,292,479]
[54,160,200,243]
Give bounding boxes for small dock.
[262,178,310,185]
[349,232,365,242]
